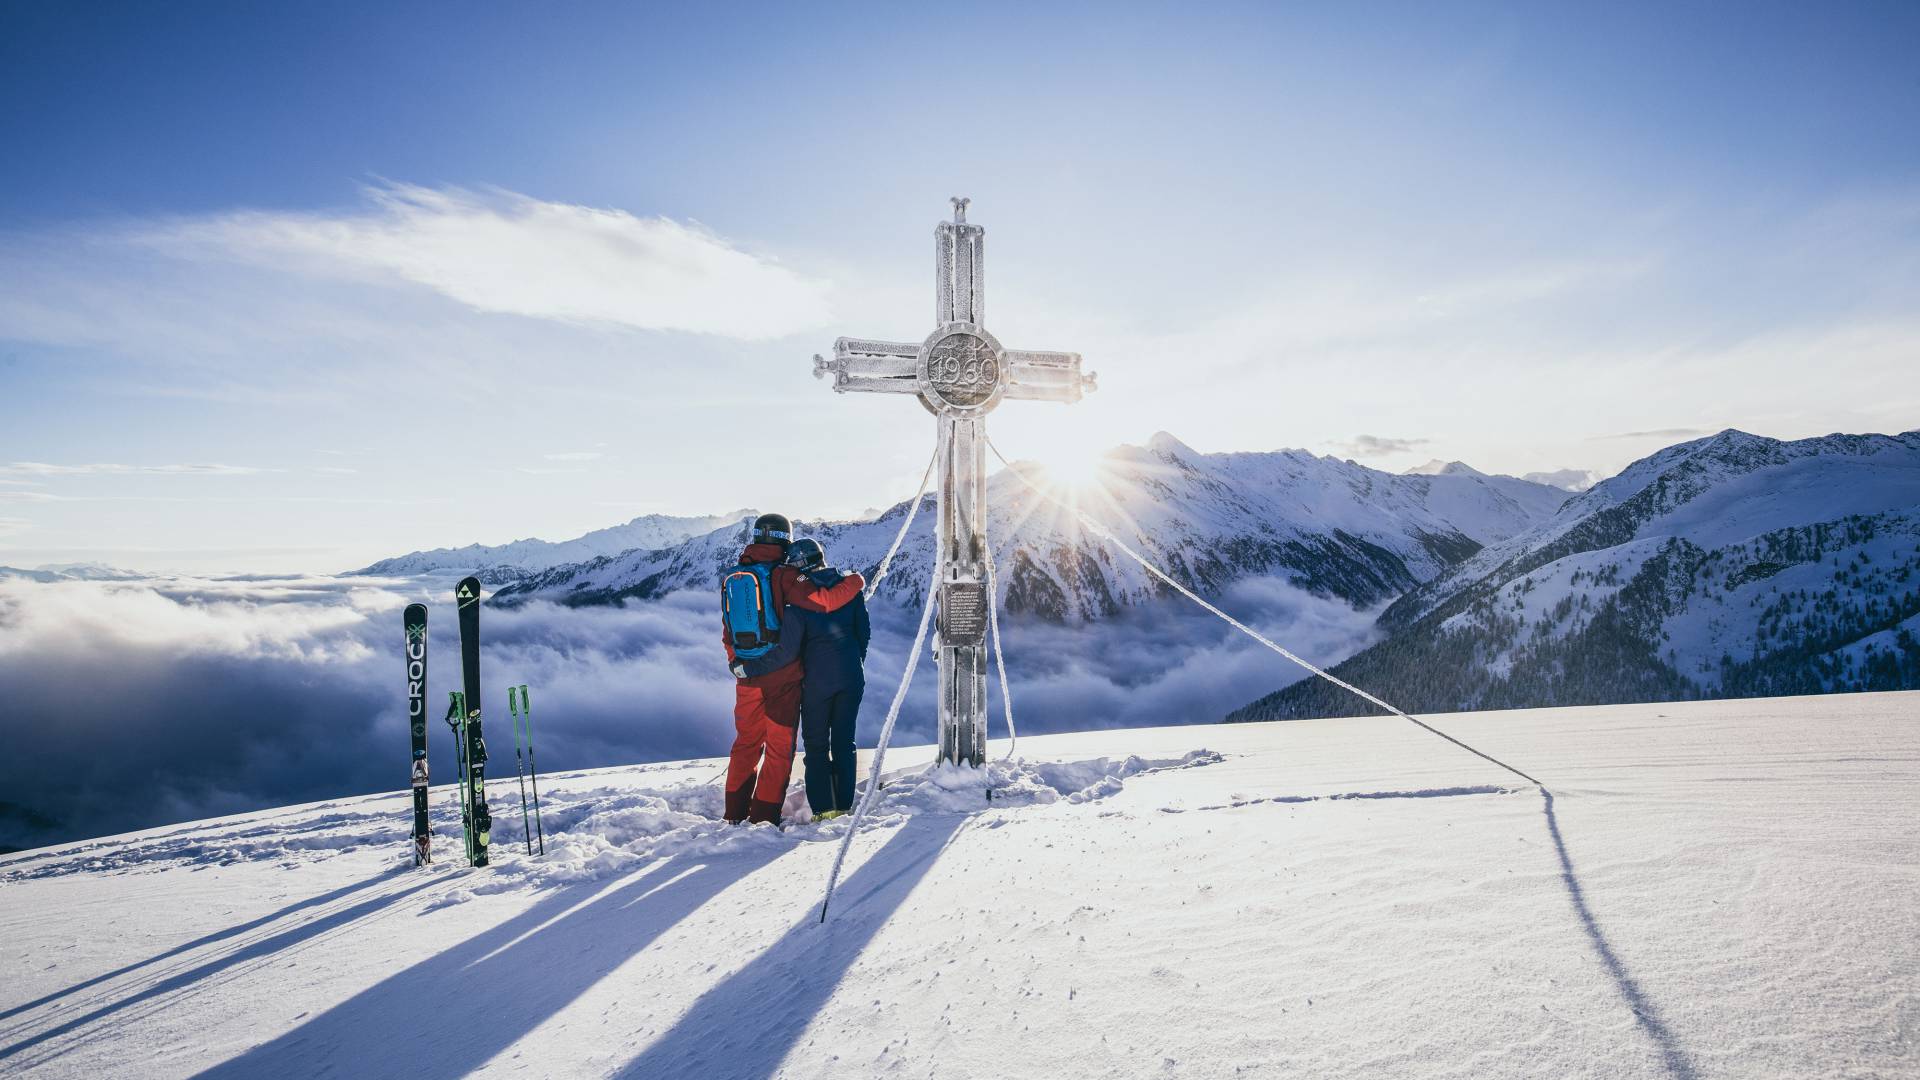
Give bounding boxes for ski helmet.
[784,537,826,571]
[751,512,793,548]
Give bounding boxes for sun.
[1031,444,1111,494]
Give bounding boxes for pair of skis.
[406,578,545,867]
[402,576,493,867]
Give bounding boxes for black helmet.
[751,512,793,548]
[784,537,825,570]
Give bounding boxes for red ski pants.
[726,678,801,824]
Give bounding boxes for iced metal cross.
[812,198,1095,767]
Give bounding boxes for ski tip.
[455,576,482,607]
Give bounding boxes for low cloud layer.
[0,572,1376,851]
[134,183,830,339]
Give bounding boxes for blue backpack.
[721,562,781,659]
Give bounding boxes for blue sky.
[2,2,1917,571]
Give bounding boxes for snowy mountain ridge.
[492,432,1570,619]
[351,509,754,582]
[1233,428,1920,720]
[1385,428,1920,629]
[1405,458,1597,493]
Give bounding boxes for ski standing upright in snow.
[454,576,491,866]
[404,604,431,865]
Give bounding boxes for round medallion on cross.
[917,323,1006,412]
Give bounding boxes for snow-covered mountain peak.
[1405,459,1485,479]
[1550,428,1919,535]
[1144,430,1199,459]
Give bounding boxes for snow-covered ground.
[2,692,1915,1079]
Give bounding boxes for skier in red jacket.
[722,513,864,825]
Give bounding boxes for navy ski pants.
[801,684,862,815]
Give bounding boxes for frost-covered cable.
[985,437,1545,791]
[983,527,1017,761]
[818,555,941,924]
[865,447,938,600]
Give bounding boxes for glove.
[730,661,748,680]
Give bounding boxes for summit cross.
[812,198,1096,767]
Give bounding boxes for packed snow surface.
[2,693,1915,1079]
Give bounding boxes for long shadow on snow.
[614,812,967,1080]
[0,874,443,1064]
[189,843,787,1079]
[0,873,390,1024]
[1541,789,1699,1080]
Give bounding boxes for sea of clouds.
[0,570,1377,850]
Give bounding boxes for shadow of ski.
[0,872,390,1023]
[1,875,444,1067]
[187,843,789,1079]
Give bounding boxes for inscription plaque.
[940,582,988,646]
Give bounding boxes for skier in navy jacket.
[783,538,870,818]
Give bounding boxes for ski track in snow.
[1160,784,1517,813]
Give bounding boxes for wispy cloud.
[1592,427,1711,441]
[134,182,831,339]
[0,517,32,538]
[543,451,604,462]
[1,462,271,477]
[312,466,358,475]
[1331,434,1430,457]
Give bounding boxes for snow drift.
[3,693,1914,1079]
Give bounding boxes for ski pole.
[509,684,533,855]
[446,692,471,864]
[521,685,544,854]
